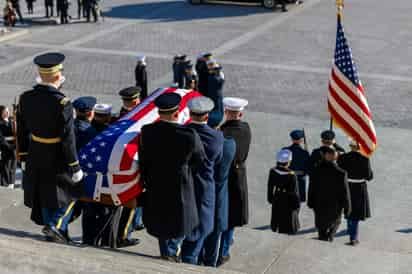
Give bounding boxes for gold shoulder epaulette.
[289,171,295,175]
[60,97,70,105]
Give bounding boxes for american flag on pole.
[328,16,377,157]
[79,87,201,205]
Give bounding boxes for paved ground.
[0,0,411,273]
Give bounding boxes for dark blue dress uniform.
[17,53,81,243]
[205,66,224,128]
[118,86,141,118]
[139,93,206,259]
[196,52,212,95]
[181,97,224,265]
[73,96,98,151]
[201,137,236,267]
[134,57,148,100]
[309,130,345,173]
[284,130,310,202]
[172,55,187,89]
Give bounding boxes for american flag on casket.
[79,87,202,206]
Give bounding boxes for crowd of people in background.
[2,0,100,27]
[1,48,374,269]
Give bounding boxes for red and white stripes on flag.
[327,17,377,157]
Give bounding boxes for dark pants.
[45,3,53,17]
[77,0,85,18]
[318,220,340,241]
[85,3,98,22]
[219,228,234,258]
[297,175,307,202]
[82,202,113,245]
[0,154,16,186]
[60,6,68,24]
[27,1,34,13]
[12,4,24,23]
[201,230,222,267]
[132,207,143,229]
[117,207,136,241]
[158,237,184,257]
[42,201,75,232]
[182,236,207,265]
[347,219,359,241]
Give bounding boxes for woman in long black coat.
[337,140,373,246]
[267,149,300,234]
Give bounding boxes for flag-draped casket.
[79,88,201,206]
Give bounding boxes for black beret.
[155,93,182,112]
[321,130,336,140]
[118,86,141,100]
[73,96,97,113]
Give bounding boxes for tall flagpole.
[330,0,345,130]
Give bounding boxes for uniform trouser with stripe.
[41,201,75,231]
[118,207,136,241]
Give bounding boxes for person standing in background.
[134,56,148,100]
[0,106,16,188]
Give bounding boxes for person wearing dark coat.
[0,106,16,188]
[337,140,373,246]
[57,0,69,24]
[44,0,53,17]
[17,53,83,244]
[10,0,24,23]
[139,93,206,262]
[181,97,224,265]
[308,146,351,242]
[201,134,235,267]
[196,52,213,95]
[267,149,300,234]
[205,60,224,129]
[26,0,34,14]
[218,97,251,266]
[117,86,141,119]
[309,130,345,174]
[183,61,197,90]
[84,0,98,22]
[134,56,148,100]
[284,129,310,202]
[172,55,186,89]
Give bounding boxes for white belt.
[5,136,15,141]
[348,178,366,183]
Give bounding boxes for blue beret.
[155,93,181,112]
[73,96,96,113]
[321,130,336,140]
[290,130,304,140]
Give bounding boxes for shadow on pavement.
[295,227,317,235]
[253,225,271,231]
[0,226,45,241]
[103,1,272,22]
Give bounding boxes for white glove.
[21,162,26,171]
[72,169,84,183]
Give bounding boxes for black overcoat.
[309,144,345,173]
[17,85,80,224]
[267,167,300,234]
[338,151,373,220]
[0,119,16,186]
[308,161,351,229]
[221,120,251,228]
[139,121,206,239]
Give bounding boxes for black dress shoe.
[41,225,67,244]
[160,255,182,263]
[134,224,145,231]
[217,255,230,267]
[117,238,141,248]
[346,240,359,246]
[60,230,75,245]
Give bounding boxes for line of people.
[267,129,373,246]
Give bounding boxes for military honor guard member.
[267,149,300,234]
[139,93,206,262]
[205,60,225,129]
[118,86,141,118]
[201,117,236,267]
[91,103,112,132]
[284,130,310,202]
[17,53,84,244]
[183,61,198,90]
[218,97,251,266]
[0,106,17,188]
[196,52,213,95]
[181,96,224,265]
[73,96,98,151]
[309,130,345,173]
[134,56,148,100]
[308,146,351,242]
[337,140,373,246]
[172,54,187,89]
